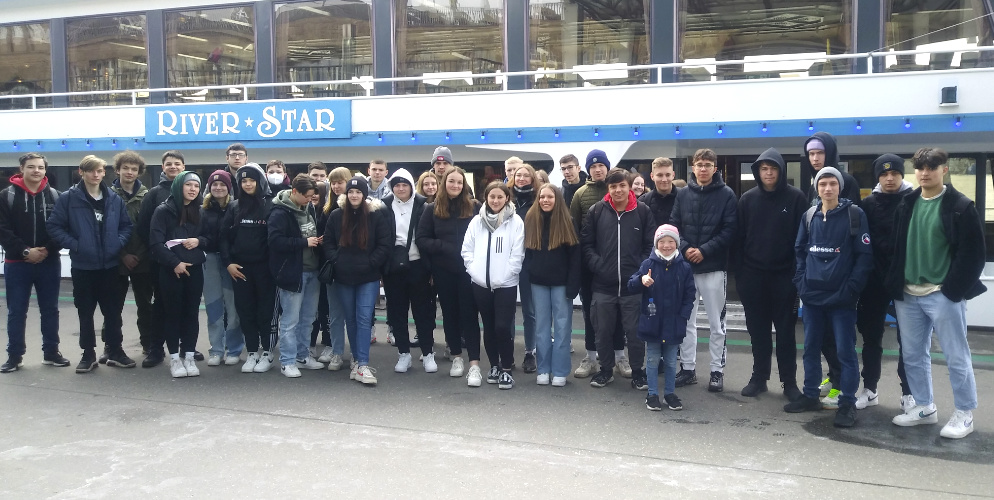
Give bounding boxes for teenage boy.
[735,148,807,400]
[784,167,872,428]
[368,160,391,200]
[639,157,680,226]
[105,151,153,363]
[225,143,248,198]
[136,150,187,367]
[855,154,915,410]
[47,155,134,373]
[431,146,453,176]
[887,147,985,439]
[0,153,67,372]
[582,168,655,389]
[308,162,328,183]
[266,160,291,195]
[559,154,587,206]
[670,148,737,392]
[504,156,523,184]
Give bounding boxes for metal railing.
[1,46,992,110]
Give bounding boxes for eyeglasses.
[693,163,715,170]
[227,153,247,159]
[560,165,578,171]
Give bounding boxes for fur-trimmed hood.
[336,194,385,212]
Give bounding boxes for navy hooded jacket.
[627,251,696,344]
[792,198,873,308]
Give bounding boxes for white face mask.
[267,172,285,185]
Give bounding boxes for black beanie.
[346,175,370,198]
[873,154,905,180]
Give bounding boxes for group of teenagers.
[0,133,983,439]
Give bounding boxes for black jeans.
[72,267,123,352]
[580,272,625,355]
[232,260,276,353]
[472,284,517,370]
[148,262,167,356]
[737,267,798,385]
[158,265,204,355]
[857,279,910,394]
[432,267,480,361]
[384,259,436,356]
[311,281,330,347]
[591,292,644,376]
[107,272,154,351]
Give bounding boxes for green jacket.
[112,179,150,275]
[569,178,607,235]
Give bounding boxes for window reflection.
[395,0,503,94]
[884,0,993,71]
[529,0,649,88]
[67,15,148,106]
[274,0,373,98]
[0,23,51,109]
[165,7,256,103]
[679,1,853,81]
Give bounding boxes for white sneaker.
[901,394,916,411]
[327,354,344,371]
[370,332,377,344]
[207,354,222,366]
[242,352,259,373]
[317,346,334,363]
[574,356,598,378]
[818,378,832,397]
[349,360,359,380]
[552,376,567,387]
[450,357,465,377]
[821,389,840,409]
[296,356,325,370]
[357,365,378,385]
[940,409,975,439]
[855,387,879,410]
[253,352,273,373]
[443,346,452,360]
[224,354,240,366]
[536,373,550,385]
[395,353,412,373]
[615,356,633,378]
[388,332,396,345]
[308,346,319,359]
[423,353,438,373]
[184,358,200,377]
[281,363,301,378]
[892,403,939,427]
[467,365,482,387]
[170,358,187,378]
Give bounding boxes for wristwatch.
[22,248,30,258]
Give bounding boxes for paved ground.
[0,281,992,499]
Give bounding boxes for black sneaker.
[782,383,803,402]
[1,357,23,373]
[645,394,663,411]
[486,365,500,384]
[98,347,110,365]
[590,371,614,388]
[142,349,165,368]
[193,350,205,362]
[522,352,537,374]
[664,393,684,411]
[497,370,514,390]
[76,351,98,374]
[631,370,648,390]
[834,402,857,428]
[740,379,768,397]
[106,349,136,368]
[674,369,697,387]
[708,371,724,392]
[42,351,71,367]
[783,395,822,413]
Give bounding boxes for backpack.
[804,204,859,237]
[4,185,60,213]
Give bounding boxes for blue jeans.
[338,280,378,365]
[277,272,320,366]
[4,257,61,357]
[518,266,536,352]
[646,341,679,396]
[326,282,346,356]
[531,284,572,378]
[894,292,977,411]
[801,304,859,406]
[203,253,243,357]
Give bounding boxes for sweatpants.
[857,279,910,395]
[72,267,123,351]
[679,270,727,373]
[158,265,204,355]
[432,267,480,361]
[591,292,643,376]
[473,284,517,370]
[384,259,436,356]
[232,260,276,353]
[736,267,798,385]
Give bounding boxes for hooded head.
[750,147,786,193]
[388,168,416,189]
[873,154,905,180]
[235,162,270,198]
[170,171,202,212]
[801,132,840,175]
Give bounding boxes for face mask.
[267,172,285,185]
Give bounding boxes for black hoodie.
[562,170,588,207]
[861,155,914,280]
[734,148,809,273]
[137,172,177,261]
[220,167,273,267]
[802,132,861,206]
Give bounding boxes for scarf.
[655,248,677,261]
[482,201,516,233]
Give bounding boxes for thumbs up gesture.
[641,269,654,287]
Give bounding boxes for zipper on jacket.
[485,231,492,289]
[616,211,622,296]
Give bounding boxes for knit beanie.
[431,146,453,166]
[389,168,416,188]
[654,224,680,248]
[585,149,610,172]
[814,166,844,192]
[347,175,369,198]
[170,171,202,211]
[806,139,826,152]
[873,154,905,180]
[207,169,233,195]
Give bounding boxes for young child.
[628,224,696,411]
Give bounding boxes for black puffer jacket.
[416,198,481,274]
[638,187,679,226]
[149,197,207,270]
[580,192,655,297]
[200,196,229,253]
[670,172,737,274]
[324,197,393,285]
[136,173,174,257]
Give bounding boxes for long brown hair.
[525,184,577,250]
[434,167,474,219]
[340,185,369,250]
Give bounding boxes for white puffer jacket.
[461,211,525,289]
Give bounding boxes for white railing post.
[244,86,249,101]
[31,96,36,109]
[132,92,137,106]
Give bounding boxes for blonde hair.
[78,155,106,173]
[328,166,352,183]
[651,157,673,170]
